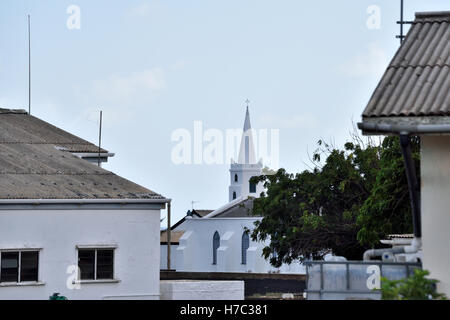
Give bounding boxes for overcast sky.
[1,0,449,225]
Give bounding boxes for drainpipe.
[362,132,422,260]
[399,134,421,238]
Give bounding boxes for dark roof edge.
[0,108,28,114]
[415,11,450,19]
[0,198,170,204]
[358,121,450,135]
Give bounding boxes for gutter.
[357,122,450,134]
[0,198,171,205]
[72,152,116,158]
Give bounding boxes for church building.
[161,107,305,274]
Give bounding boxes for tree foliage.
[249,135,419,266]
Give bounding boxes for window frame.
[0,249,40,284]
[77,247,116,281]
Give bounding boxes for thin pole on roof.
[28,14,31,115]
[167,201,172,270]
[400,0,403,43]
[396,0,413,44]
[98,110,102,167]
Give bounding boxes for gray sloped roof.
[362,11,450,118]
[0,108,108,153]
[0,109,165,200]
[211,197,255,218]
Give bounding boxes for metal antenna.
[396,0,413,44]
[28,14,31,115]
[191,200,199,210]
[98,110,102,167]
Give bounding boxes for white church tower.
[229,106,264,202]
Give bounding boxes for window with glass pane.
[20,251,39,282]
[96,250,114,279]
[1,252,19,282]
[0,251,39,283]
[78,250,95,280]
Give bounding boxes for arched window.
[249,181,256,193]
[241,232,250,264]
[232,191,237,200]
[213,231,220,265]
[234,174,238,182]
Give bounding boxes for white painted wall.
[229,163,264,202]
[421,135,450,296]
[174,217,305,274]
[160,244,178,270]
[0,208,161,300]
[160,280,244,300]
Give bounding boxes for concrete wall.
[161,271,306,297]
[160,244,178,270]
[0,207,161,300]
[174,217,305,274]
[160,280,244,300]
[421,135,450,296]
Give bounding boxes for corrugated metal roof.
[0,109,108,153]
[387,234,414,239]
[0,110,165,200]
[362,11,450,118]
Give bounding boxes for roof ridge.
[387,64,450,69]
[415,11,450,19]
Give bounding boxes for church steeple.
[237,104,257,165]
[228,102,263,202]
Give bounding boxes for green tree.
[381,269,446,300]
[357,136,420,246]
[249,135,419,266]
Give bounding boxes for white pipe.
[363,237,421,261]
[380,239,413,246]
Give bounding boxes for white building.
[161,107,305,274]
[0,108,167,300]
